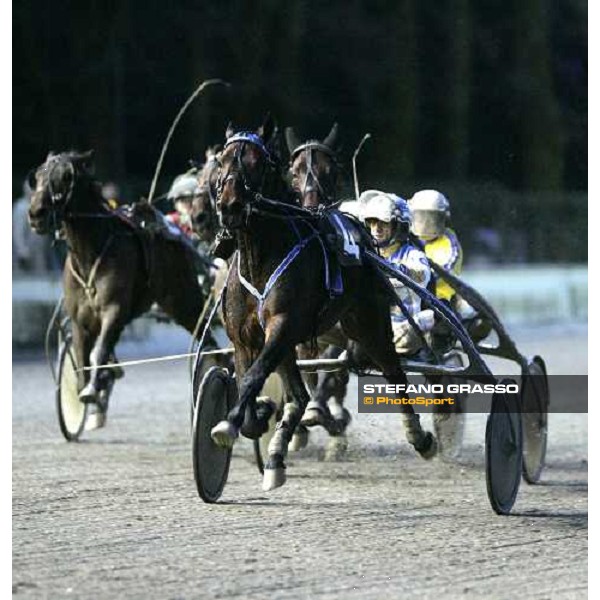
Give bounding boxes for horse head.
[286,123,340,209]
[27,150,97,235]
[216,114,286,229]
[192,146,221,242]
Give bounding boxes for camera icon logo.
[364,396,374,405]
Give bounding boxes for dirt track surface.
[13,324,588,599]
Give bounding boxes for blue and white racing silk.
[380,241,431,324]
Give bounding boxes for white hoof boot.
[84,408,106,431]
[210,420,239,448]
[288,427,309,452]
[262,467,286,491]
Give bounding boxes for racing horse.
[211,116,437,491]
[28,150,207,420]
[286,124,352,452]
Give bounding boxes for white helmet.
[359,190,409,223]
[409,189,450,241]
[338,200,361,219]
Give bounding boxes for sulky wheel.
[192,367,236,503]
[56,336,87,442]
[521,356,549,484]
[433,350,466,460]
[191,349,222,427]
[190,343,234,427]
[485,378,523,515]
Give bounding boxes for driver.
[166,170,201,240]
[359,190,433,356]
[409,189,490,342]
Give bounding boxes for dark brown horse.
[211,116,436,491]
[191,146,221,248]
[286,124,352,447]
[28,151,207,422]
[286,123,341,209]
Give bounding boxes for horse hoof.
[300,407,328,428]
[84,409,107,431]
[325,435,348,461]
[288,426,309,452]
[262,467,286,491]
[240,397,276,439]
[78,385,99,404]
[210,420,239,448]
[416,431,438,460]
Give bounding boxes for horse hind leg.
[342,307,437,460]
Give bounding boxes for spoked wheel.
[56,336,87,442]
[521,356,549,484]
[485,378,523,515]
[434,350,466,460]
[192,367,236,503]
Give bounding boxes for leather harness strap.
[68,234,115,305]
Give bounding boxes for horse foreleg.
[301,344,348,433]
[211,316,289,448]
[79,306,125,405]
[263,351,312,491]
[70,321,92,394]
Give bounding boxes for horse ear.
[46,151,54,161]
[257,112,276,143]
[285,127,301,154]
[225,122,235,140]
[323,122,339,149]
[78,150,95,173]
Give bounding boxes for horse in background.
[28,150,208,426]
[286,124,353,455]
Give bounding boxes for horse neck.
[62,185,113,272]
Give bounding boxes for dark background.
[13,0,587,263]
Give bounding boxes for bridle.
[34,155,112,238]
[32,156,77,238]
[291,141,338,207]
[216,132,277,227]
